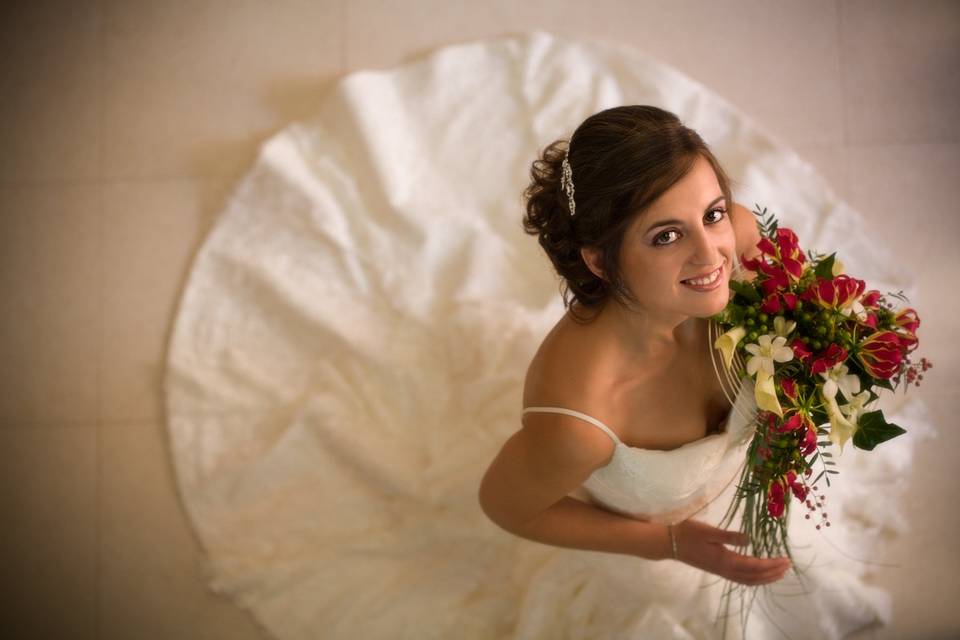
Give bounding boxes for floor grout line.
[95,0,106,635]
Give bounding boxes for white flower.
[839,389,872,425]
[818,362,861,403]
[714,326,747,371]
[838,296,868,322]
[824,390,858,452]
[831,259,845,276]
[755,369,783,416]
[772,315,796,338]
[744,333,794,377]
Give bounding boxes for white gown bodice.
[522,376,758,524]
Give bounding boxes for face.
[610,154,736,321]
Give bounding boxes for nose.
[689,226,723,266]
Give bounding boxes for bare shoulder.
[520,309,618,471]
[731,202,763,261]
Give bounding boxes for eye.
[651,207,727,247]
[653,230,680,246]
[706,207,727,223]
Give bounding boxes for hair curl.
[522,105,735,323]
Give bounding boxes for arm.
[478,414,793,585]
[478,414,673,560]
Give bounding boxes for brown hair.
[522,105,735,323]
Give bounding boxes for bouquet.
[709,206,931,632]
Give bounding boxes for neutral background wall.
[1,1,957,638]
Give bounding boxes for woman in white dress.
[478,105,791,590]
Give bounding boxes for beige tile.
[0,185,101,427]
[0,426,97,639]
[0,1,101,183]
[99,422,269,639]
[346,0,844,146]
[102,0,343,180]
[841,0,960,144]
[848,390,960,639]
[846,143,960,386]
[99,178,231,425]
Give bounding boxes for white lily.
[755,369,783,417]
[744,333,794,377]
[714,326,747,371]
[823,389,858,452]
[839,389,872,425]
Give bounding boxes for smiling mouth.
[680,266,723,286]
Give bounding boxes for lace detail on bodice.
[523,375,758,524]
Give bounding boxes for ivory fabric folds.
[163,31,931,639]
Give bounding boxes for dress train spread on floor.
[163,31,932,639]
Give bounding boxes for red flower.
[810,343,848,376]
[767,469,809,518]
[759,263,791,295]
[801,275,866,311]
[790,339,813,365]
[740,227,807,292]
[774,228,806,280]
[776,411,804,433]
[800,424,817,456]
[861,290,883,308]
[768,481,785,518]
[757,237,778,259]
[780,378,798,402]
[893,308,920,350]
[857,331,904,379]
[785,470,808,501]
[760,293,782,314]
[781,292,798,312]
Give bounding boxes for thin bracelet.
[667,524,679,560]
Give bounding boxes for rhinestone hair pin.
[560,152,576,216]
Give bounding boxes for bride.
[478,105,791,589]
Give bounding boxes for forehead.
[628,156,722,230]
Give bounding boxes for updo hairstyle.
[522,105,734,323]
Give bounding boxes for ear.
[580,246,605,280]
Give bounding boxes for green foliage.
[853,410,906,451]
[752,204,778,239]
[814,253,836,279]
[730,280,761,304]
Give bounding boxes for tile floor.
[1,1,957,638]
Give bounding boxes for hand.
[672,519,791,586]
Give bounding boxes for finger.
[717,529,750,547]
[728,557,792,585]
[713,528,747,546]
[727,561,790,586]
[720,551,788,578]
[731,567,788,586]
[728,552,790,573]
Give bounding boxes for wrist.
[666,523,679,561]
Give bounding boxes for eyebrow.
[644,195,726,234]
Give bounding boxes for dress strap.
[522,407,621,445]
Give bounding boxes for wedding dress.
[522,372,758,526]
[163,31,932,640]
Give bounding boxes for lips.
[681,265,723,284]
